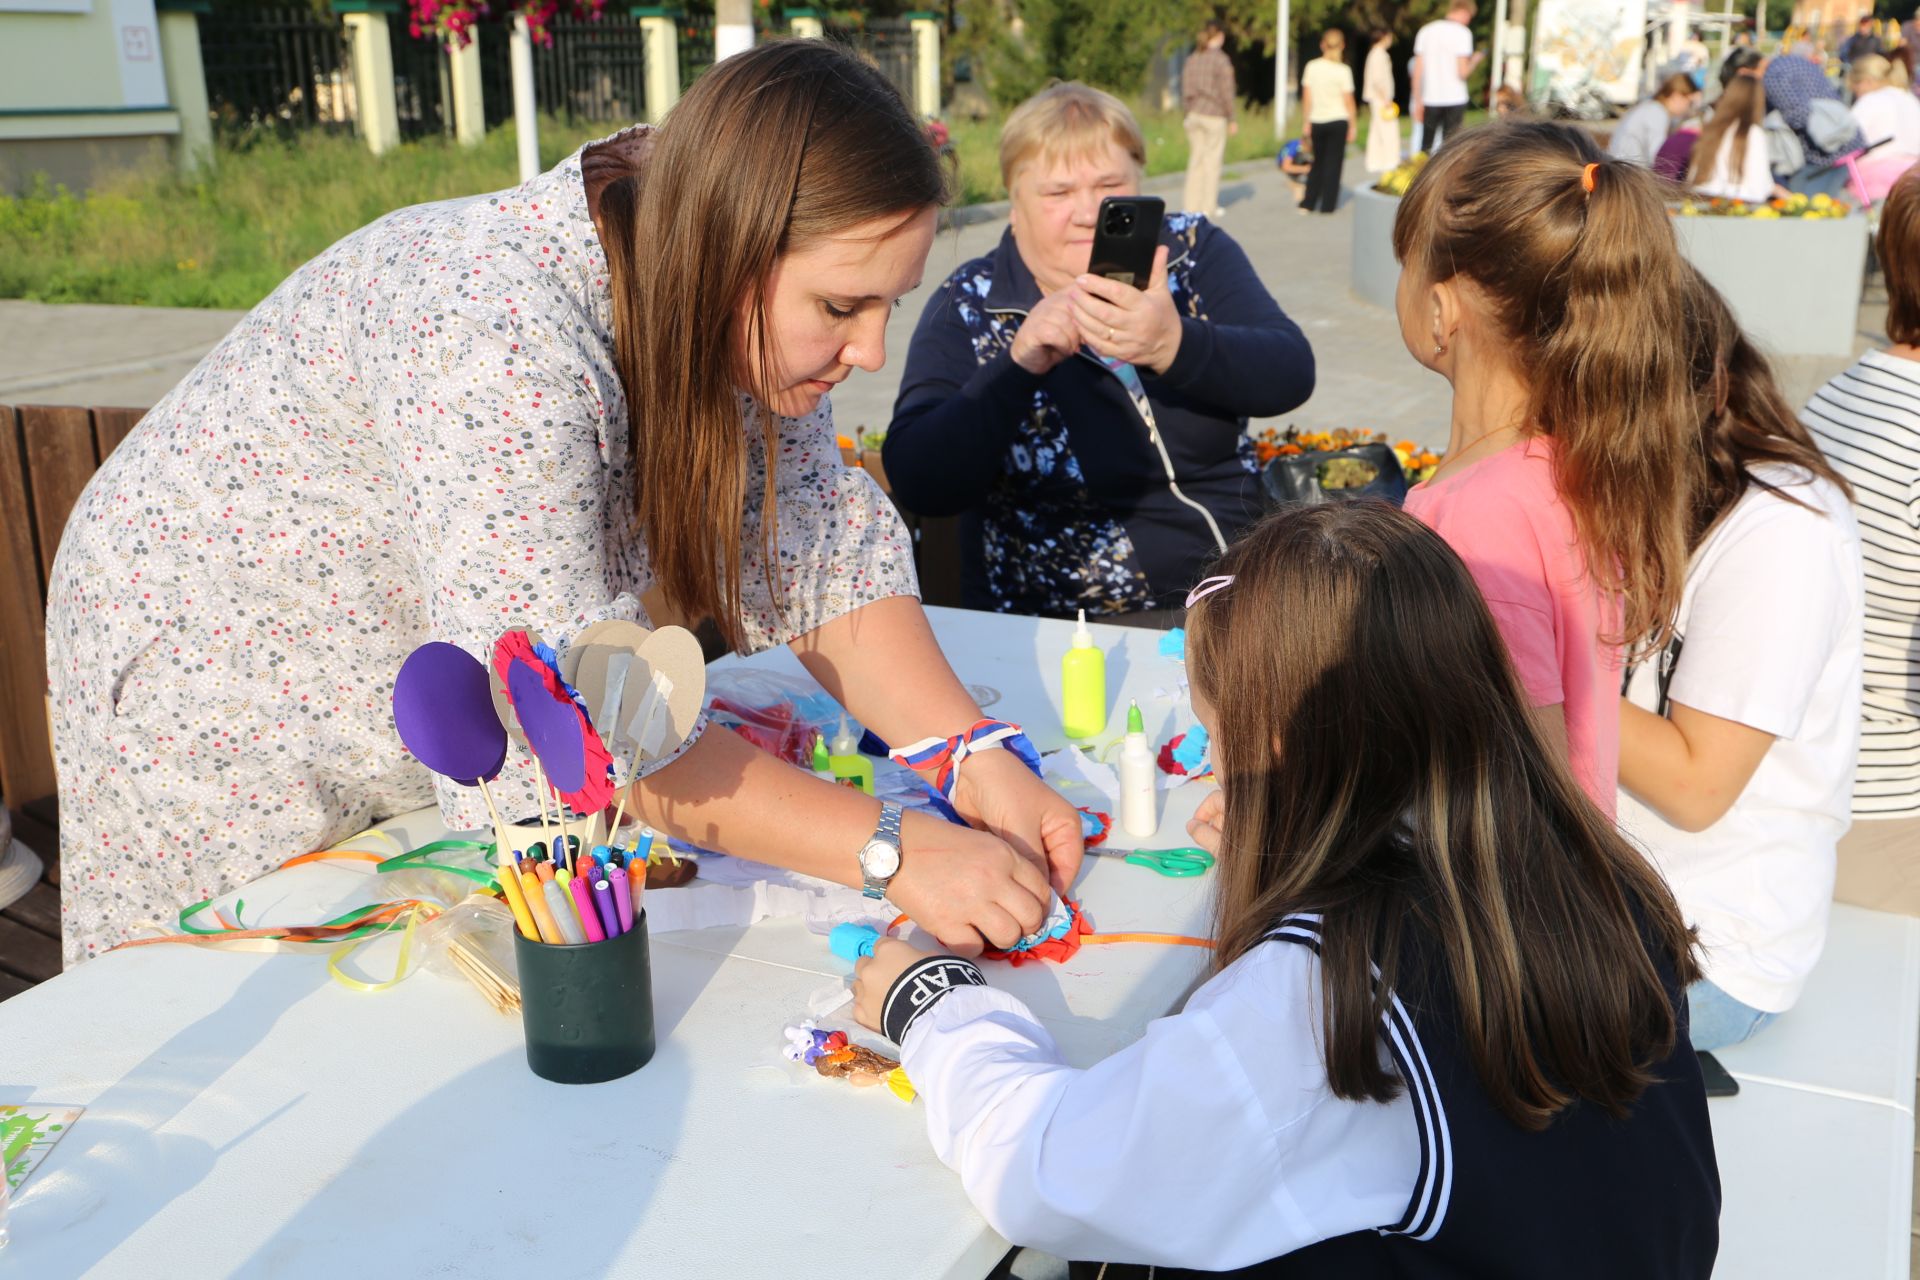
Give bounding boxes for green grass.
[0,118,615,309]
[0,100,1316,310]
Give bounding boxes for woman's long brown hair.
[1188,503,1700,1131]
[1687,75,1764,187]
[1394,121,1702,657]
[594,40,947,649]
[1684,267,1852,548]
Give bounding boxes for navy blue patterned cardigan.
[883,214,1315,616]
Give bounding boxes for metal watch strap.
[861,801,904,900]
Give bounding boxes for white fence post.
[448,35,485,146]
[337,2,401,155]
[633,7,682,122]
[907,11,940,118]
[156,0,214,174]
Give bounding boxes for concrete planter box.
[1672,211,1870,358]
[1351,186,1402,310]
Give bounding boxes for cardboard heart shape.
[562,619,707,778]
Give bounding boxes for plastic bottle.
[827,713,875,795]
[1061,608,1108,741]
[1118,700,1158,838]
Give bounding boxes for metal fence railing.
[389,26,452,140]
[678,13,716,90]
[828,17,916,110]
[196,7,356,136]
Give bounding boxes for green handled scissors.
[1090,845,1215,877]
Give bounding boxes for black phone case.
[1089,196,1166,289]
[1696,1051,1740,1098]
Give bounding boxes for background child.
[1392,123,1706,815]
[1620,273,1864,1052]
[851,503,1719,1277]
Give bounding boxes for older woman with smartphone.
[883,82,1316,624]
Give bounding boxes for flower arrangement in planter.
[1675,192,1852,220]
[1253,427,1443,486]
[1372,152,1430,197]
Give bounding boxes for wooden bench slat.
[0,968,31,1003]
[1,881,60,939]
[0,913,61,983]
[91,407,145,461]
[0,406,57,808]
[18,404,98,586]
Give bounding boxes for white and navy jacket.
[889,915,1720,1276]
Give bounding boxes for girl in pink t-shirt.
[1390,124,1703,815]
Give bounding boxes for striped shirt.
[1801,348,1920,818]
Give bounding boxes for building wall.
[0,0,180,191]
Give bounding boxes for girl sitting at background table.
[850,503,1719,1277]
[1619,272,1863,1053]
[1391,123,1706,816]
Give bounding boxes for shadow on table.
[224,937,729,1278]
[1,957,328,1272]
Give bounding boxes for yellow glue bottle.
[1061,608,1108,741]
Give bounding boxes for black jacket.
[883,214,1315,616]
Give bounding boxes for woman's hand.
[1073,246,1184,374]
[949,746,1086,894]
[1009,290,1085,376]
[851,937,936,1034]
[1186,787,1224,856]
[887,808,1053,957]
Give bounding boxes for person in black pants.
[1299,29,1357,213]
[1424,102,1467,149]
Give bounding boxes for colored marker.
[569,875,607,942]
[542,878,586,945]
[496,846,540,942]
[628,859,645,918]
[610,862,634,934]
[592,877,620,938]
[520,869,563,944]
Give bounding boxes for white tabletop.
[0,607,1213,1279]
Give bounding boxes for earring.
[1433,342,1446,358]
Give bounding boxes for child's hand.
[851,938,937,1033]
[1186,787,1224,856]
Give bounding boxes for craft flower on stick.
[394,642,510,787]
[492,629,616,816]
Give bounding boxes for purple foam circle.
[508,659,587,793]
[393,642,509,786]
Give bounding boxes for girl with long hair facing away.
[850,503,1720,1278]
[1618,270,1864,1053]
[1393,122,1708,815]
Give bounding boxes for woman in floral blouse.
[47,41,1079,965]
[883,82,1316,623]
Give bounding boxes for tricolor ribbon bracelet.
[888,719,1044,822]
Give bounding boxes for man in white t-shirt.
[1411,0,1482,151]
[1618,466,1864,1052]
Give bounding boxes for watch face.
[859,839,901,880]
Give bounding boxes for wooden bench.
[0,404,146,1000]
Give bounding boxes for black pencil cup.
[513,911,656,1084]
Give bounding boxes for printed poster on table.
[2,1105,83,1192]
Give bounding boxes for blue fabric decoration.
[1172,722,1210,772]
[1158,627,1186,661]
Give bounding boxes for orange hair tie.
[1581,162,1600,194]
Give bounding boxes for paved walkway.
[0,159,1886,453]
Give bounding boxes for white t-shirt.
[1692,125,1774,202]
[1302,56,1356,124]
[1618,466,1864,1013]
[1852,85,1920,159]
[1413,19,1473,107]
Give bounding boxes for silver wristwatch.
[858,802,905,901]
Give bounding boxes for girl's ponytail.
[1394,125,1704,655]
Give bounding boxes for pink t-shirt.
[1404,437,1623,815]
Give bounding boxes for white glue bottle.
[1118,699,1158,838]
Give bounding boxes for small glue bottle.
[1118,699,1158,838]
[1061,608,1108,741]
[827,714,876,795]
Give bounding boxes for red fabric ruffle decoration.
[983,895,1091,967]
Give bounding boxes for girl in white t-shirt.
[1618,273,1864,1052]
[1687,76,1778,203]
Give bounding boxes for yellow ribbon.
[326,903,433,993]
